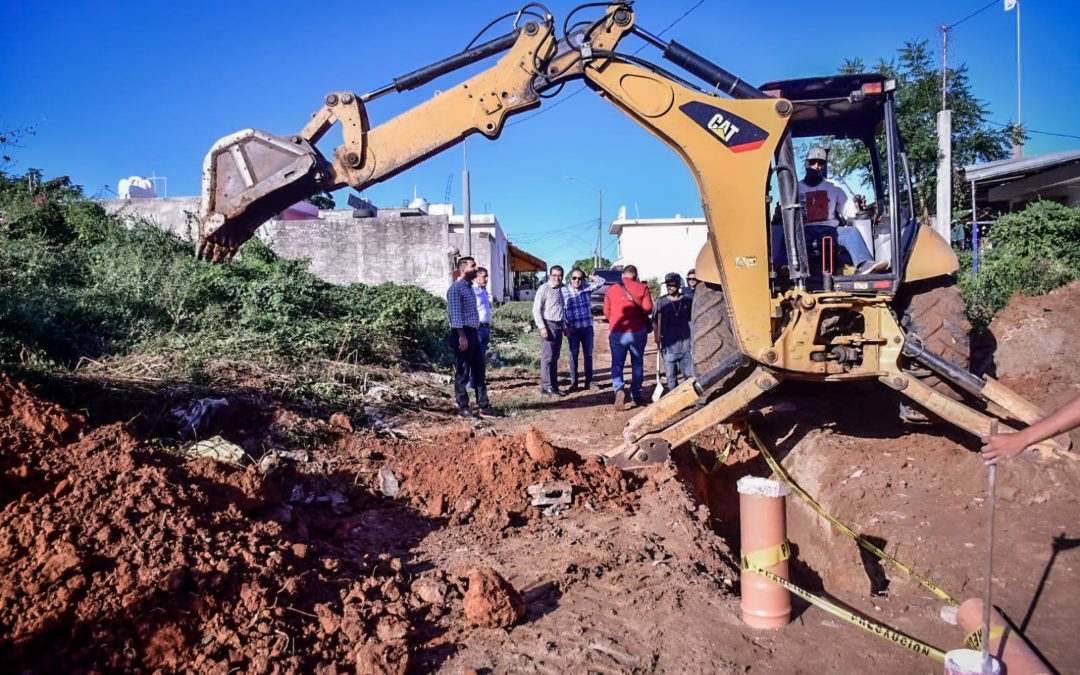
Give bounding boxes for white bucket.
[943,648,1001,675]
[851,217,873,254]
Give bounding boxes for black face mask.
[803,167,823,186]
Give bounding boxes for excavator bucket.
[198,129,331,261]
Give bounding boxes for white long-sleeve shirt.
[473,283,491,324]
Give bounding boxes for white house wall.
[614,221,708,284]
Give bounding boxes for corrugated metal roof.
[963,149,1080,183]
[508,244,546,272]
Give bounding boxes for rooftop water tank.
[408,195,429,214]
[118,176,155,199]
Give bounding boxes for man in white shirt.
[470,266,493,390]
[799,146,887,275]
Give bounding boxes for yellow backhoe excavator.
[196,3,1070,468]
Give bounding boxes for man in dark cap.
[653,272,694,391]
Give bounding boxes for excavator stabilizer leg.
[883,373,1074,460]
[603,367,778,469]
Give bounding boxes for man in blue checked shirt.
[447,257,503,419]
[562,268,605,391]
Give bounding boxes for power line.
[948,0,998,29]
[508,0,706,128]
[988,120,1080,140]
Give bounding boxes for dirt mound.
[0,374,84,448]
[370,427,640,530]
[0,377,650,672]
[980,281,1080,415]
[975,280,1080,458]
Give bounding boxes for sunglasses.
[687,277,698,283]
[571,276,584,281]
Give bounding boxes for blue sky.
[3,0,1078,268]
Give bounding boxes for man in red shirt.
[603,265,654,410]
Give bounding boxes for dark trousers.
[468,325,490,388]
[566,324,594,386]
[450,327,488,410]
[540,320,564,390]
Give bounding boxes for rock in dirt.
[462,567,526,629]
[378,468,400,497]
[524,426,558,466]
[411,576,449,606]
[353,640,410,675]
[329,412,353,431]
[187,435,245,465]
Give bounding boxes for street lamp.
[563,176,603,270]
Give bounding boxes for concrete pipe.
[738,476,791,628]
[956,598,1052,675]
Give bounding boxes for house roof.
[962,150,1080,183]
[609,215,706,235]
[508,244,547,272]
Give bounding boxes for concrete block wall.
[99,199,456,297]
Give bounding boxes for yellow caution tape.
[690,440,734,474]
[741,540,791,571]
[964,626,1006,650]
[747,427,960,607]
[741,559,948,664]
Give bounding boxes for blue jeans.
[566,324,594,386]
[663,349,692,388]
[609,329,647,400]
[837,226,873,267]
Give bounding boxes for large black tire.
[690,282,748,390]
[895,276,972,422]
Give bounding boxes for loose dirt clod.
[524,426,558,466]
[462,567,526,628]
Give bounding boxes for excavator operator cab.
[759,74,915,296]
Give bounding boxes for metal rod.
[901,332,986,397]
[362,29,519,103]
[629,25,667,51]
[982,419,999,673]
[693,353,750,395]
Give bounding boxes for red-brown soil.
[2,283,1080,673]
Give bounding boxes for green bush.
[958,201,1080,328]
[0,169,449,369]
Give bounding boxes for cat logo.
[708,113,740,143]
[679,101,769,153]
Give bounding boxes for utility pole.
[935,25,953,243]
[596,188,603,269]
[564,176,603,270]
[1015,0,1023,157]
[1006,0,1023,157]
[462,140,472,256]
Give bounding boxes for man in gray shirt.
[532,265,567,396]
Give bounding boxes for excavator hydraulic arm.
[198,19,556,261]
